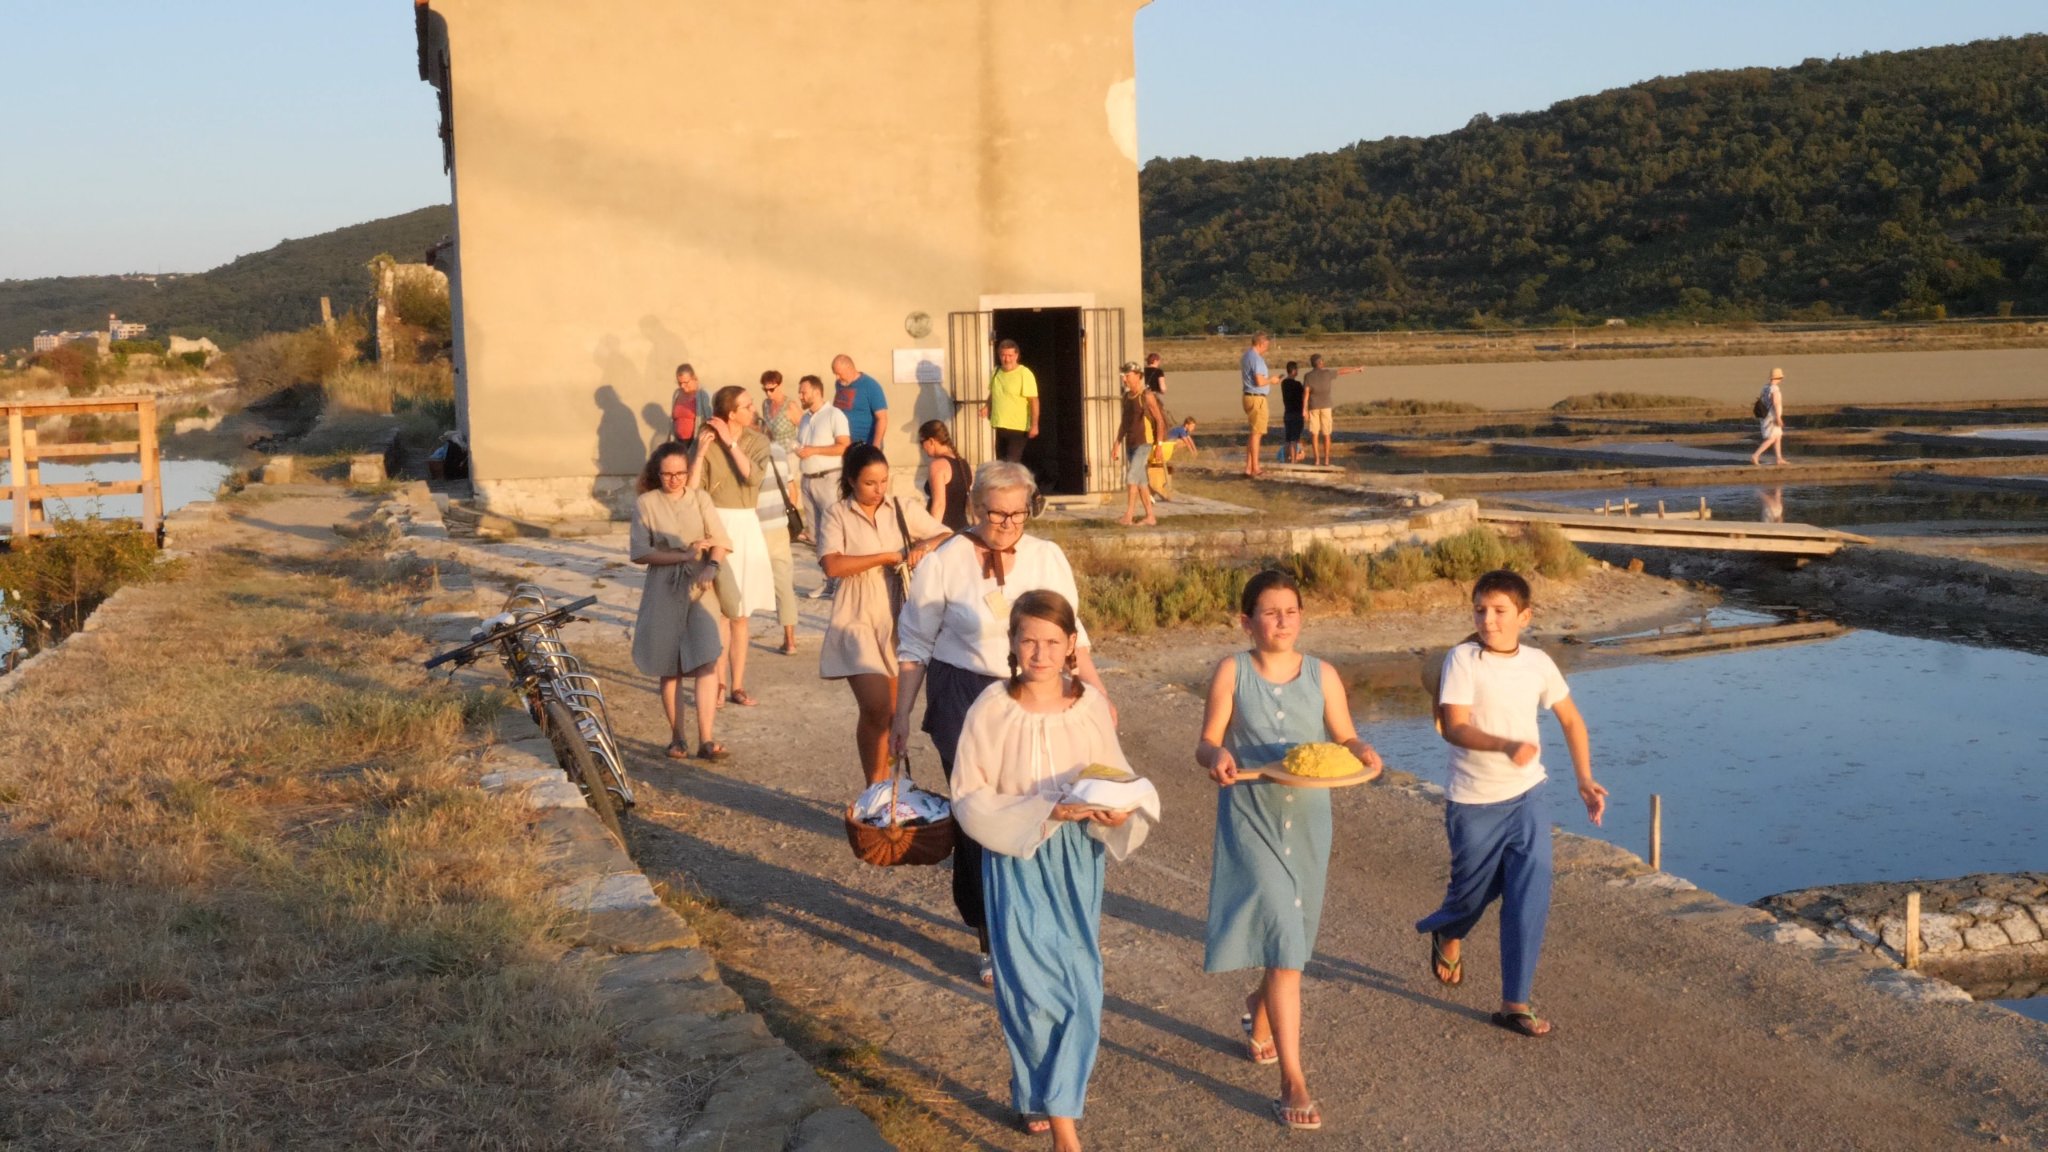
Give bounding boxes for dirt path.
[425,531,2048,1150]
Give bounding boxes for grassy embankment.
[1065,522,1589,634]
[0,542,634,1147]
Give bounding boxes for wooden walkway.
[1481,508,1870,556]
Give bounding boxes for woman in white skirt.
[693,385,776,706]
[1750,367,1785,466]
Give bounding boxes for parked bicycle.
[425,586,632,843]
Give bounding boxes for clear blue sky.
[2,1,2042,279]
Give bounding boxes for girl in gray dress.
[1196,571,1381,1132]
[629,442,732,761]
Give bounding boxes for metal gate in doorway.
[946,307,1125,497]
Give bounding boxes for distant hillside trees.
[0,206,453,351]
[1140,36,2048,334]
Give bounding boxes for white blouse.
[949,681,1158,861]
[897,533,1091,676]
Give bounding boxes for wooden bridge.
[3,396,163,540]
[1480,507,1870,556]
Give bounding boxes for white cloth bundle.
[1062,775,1162,818]
[851,778,953,827]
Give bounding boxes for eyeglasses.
[659,470,689,480]
[983,509,1030,526]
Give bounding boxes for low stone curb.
[1755,874,2048,997]
[441,625,890,1152]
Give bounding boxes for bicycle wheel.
[543,699,626,847]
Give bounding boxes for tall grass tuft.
[0,518,163,656]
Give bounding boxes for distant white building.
[108,313,148,341]
[32,330,101,354]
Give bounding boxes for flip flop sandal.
[664,741,691,761]
[727,689,758,707]
[1270,1099,1322,1131]
[1240,1014,1278,1065]
[978,955,995,987]
[1490,1010,1553,1038]
[695,741,729,763]
[1429,931,1464,987]
[1018,1115,1051,1135]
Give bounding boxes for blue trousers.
[1414,785,1552,1005]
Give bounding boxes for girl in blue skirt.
[951,590,1160,1151]
[1197,570,1382,1132]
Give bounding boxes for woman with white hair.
[894,459,1112,987]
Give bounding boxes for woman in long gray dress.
[630,442,733,761]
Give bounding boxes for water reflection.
[1351,625,2048,1014]
[1516,480,2048,533]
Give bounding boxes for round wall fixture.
[904,311,933,340]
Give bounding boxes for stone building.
[413,0,1151,519]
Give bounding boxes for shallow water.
[1349,622,2048,1018]
[1965,427,2048,443]
[1512,480,2048,532]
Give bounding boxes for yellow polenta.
[1283,742,1361,778]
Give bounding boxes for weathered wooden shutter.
[1080,308,1125,496]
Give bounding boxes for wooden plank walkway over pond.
[1480,508,1871,556]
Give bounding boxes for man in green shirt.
[988,338,1040,463]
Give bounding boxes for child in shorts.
[1417,569,1607,1038]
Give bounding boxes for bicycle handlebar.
[422,595,601,669]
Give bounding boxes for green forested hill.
[1140,36,2048,334]
[0,205,452,351]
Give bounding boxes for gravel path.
[433,530,2048,1151]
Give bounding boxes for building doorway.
[992,307,1084,495]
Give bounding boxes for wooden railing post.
[6,407,24,539]
[1649,793,1663,872]
[137,396,162,537]
[1904,892,1922,970]
[22,426,42,532]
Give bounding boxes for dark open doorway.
[992,307,1084,496]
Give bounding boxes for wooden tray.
[1237,764,1378,789]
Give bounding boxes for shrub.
[29,344,102,396]
[1368,544,1436,590]
[110,339,164,356]
[231,327,343,395]
[1525,521,1589,579]
[177,351,208,370]
[1551,391,1716,411]
[1429,527,1511,582]
[391,274,452,338]
[0,518,161,656]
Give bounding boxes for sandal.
[1490,1010,1553,1039]
[695,741,728,762]
[1240,1013,1278,1065]
[1019,1115,1051,1135]
[727,689,758,707]
[664,741,691,761]
[1429,931,1463,987]
[1270,1098,1321,1131]
[978,955,995,987]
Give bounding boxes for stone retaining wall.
[1755,873,2048,994]
[1107,497,1480,561]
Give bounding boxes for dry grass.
[1550,391,1718,411]
[0,548,633,1149]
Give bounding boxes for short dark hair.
[840,443,890,500]
[712,384,747,418]
[996,338,1020,355]
[1309,353,1325,368]
[675,362,696,378]
[798,373,824,395]
[1472,569,1532,610]
[1240,569,1302,617]
[637,441,692,494]
[760,369,783,386]
[1285,361,1299,373]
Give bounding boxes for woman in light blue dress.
[952,591,1159,1151]
[1196,571,1381,1132]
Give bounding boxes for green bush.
[0,518,161,656]
[391,275,452,338]
[1428,527,1511,582]
[1367,544,1436,590]
[232,327,343,395]
[110,339,164,356]
[1525,521,1589,579]
[177,351,209,370]
[29,344,102,397]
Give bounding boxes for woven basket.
[844,757,957,867]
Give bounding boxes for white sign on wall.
[893,348,945,387]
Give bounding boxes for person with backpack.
[1750,367,1786,466]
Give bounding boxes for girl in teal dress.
[1196,570,1381,1132]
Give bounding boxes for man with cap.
[1116,360,1166,526]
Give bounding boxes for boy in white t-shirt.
[1416,569,1607,1039]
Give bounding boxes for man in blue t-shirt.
[1239,331,1279,477]
[830,354,889,449]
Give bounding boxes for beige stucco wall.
[423,0,1149,519]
